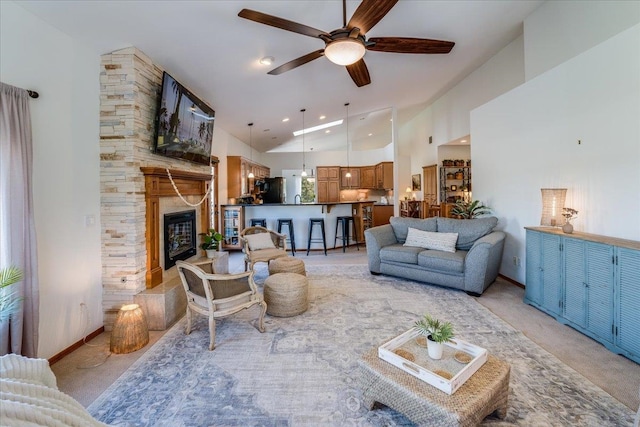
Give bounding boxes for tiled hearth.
[100,47,213,329]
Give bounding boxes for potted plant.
[561,207,578,234]
[451,199,491,219]
[414,314,455,360]
[199,228,223,258]
[0,265,23,321]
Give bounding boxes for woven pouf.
[268,257,306,276]
[264,272,309,317]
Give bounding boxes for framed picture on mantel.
[412,174,421,191]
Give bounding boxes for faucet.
[294,194,301,205]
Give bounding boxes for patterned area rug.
[89,265,634,426]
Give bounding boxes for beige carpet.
[51,249,640,413]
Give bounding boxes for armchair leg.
[256,301,267,333]
[208,314,216,351]
[185,306,193,335]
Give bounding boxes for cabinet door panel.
[586,242,614,342]
[525,230,543,305]
[542,234,562,315]
[564,238,586,327]
[617,248,640,356]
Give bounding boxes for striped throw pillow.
[403,227,458,253]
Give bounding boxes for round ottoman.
[268,257,306,276]
[264,272,309,317]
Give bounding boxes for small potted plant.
[561,207,578,234]
[414,314,455,360]
[199,228,223,258]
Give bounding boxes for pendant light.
[345,103,351,179]
[300,108,307,177]
[247,123,255,179]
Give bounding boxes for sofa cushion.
[418,249,467,273]
[389,217,437,243]
[436,217,498,250]
[380,244,422,264]
[404,227,458,253]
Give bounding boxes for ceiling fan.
[238,0,455,87]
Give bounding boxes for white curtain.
[0,82,39,357]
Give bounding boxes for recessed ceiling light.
[282,117,289,122]
[259,56,274,66]
[325,130,331,133]
[319,115,326,120]
[460,139,467,143]
[368,133,373,136]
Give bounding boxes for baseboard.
[48,326,105,365]
[498,274,525,289]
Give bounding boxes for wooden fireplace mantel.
[141,167,213,288]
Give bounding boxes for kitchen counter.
[221,201,379,251]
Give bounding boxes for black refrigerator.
[262,177,286,204]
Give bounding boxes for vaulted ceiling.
[18,0,543,153]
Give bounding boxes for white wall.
[472,23,640,283]
[524,0,640,80]
[1,1,102,358]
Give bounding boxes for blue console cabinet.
[524,227,640,364]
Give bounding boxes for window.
[301,177,315,203]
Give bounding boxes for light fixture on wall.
[540,188,567,227]
[344,103,351,179]
[247,123,255,179]
[300,109,307,177]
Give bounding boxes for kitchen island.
[221,201,391,252]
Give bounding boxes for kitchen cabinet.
[352,202,374,243]
[524,227,640,363]
[375,162,393,190]
[221,205,244,250]
[317,166,341,203]
[340,167,361,188]
[227,156,270,200]
[373,204,394,226]
[360,166,376,189]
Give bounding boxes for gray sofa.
[364,216,505,296]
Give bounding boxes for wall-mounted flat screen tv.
[153,72,215,166]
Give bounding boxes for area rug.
[88,265,634,426]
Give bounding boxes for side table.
[358,348,510,426]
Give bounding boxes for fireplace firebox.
[164,210,197,269]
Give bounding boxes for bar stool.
[334,216,359,252]
[250,218,267,227]
[307,218,327,256]
[277,218,296,256]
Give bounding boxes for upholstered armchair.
[239,226,288,271]
[176,261,266,350]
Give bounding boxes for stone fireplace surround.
[100,46,216,329]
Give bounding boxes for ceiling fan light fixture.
[324,39,366,66]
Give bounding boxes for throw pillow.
[403,227,458,253]
[245,232,276,250]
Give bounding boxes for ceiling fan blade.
[347,0,398,35]
[238,9,330,39]
[367,37,455,54]
[346,59,371,87]
[268,50,325,75]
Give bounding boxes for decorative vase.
[427,336,444,360]
[206,248,218,259]
[562,222,574,234]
